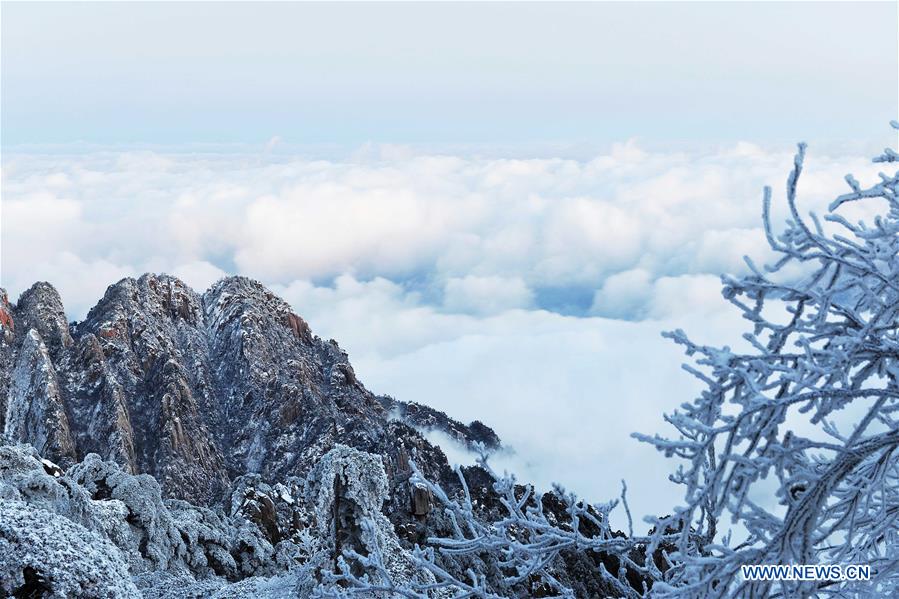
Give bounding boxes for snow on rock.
[0,441,305,595]
[4,329,76,463]
[0,275,525,596]
[15,281,73,358]
[68,452,188,572]
[0,499,139,598]
[0,428,531,596]
[301,445,439,594]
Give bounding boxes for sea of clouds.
[1,140,888,528]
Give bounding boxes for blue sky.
[2,1,898,526]
[2,2,896,147]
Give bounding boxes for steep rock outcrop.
[76,275,230,503]
[64,333,138,472]
[4,330,77,463]
[16,282,74,358]
[0,274,496,507]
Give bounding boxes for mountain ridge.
[0,274,627,598]
[1,273,498,505]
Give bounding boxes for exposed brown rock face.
[285,312,311,341]
[0,291,14,336]
[411,482,431,517]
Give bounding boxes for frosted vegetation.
[2,126,898,597]
[0,441,426,598]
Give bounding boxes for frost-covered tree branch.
[318,446,682,597]
[632,122,899,597]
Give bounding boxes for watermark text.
[741,564,870,582]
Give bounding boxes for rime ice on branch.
[634,123,899,597]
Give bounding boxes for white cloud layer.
[2,142,882,318]
[0,141,886,525]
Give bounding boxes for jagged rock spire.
[0,274,499,505]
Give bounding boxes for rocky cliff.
[1,275,494,505]
[0,274,628,597]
